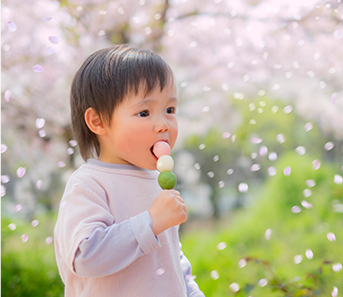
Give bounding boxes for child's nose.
[155,117,169,133]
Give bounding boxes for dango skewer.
[153,141,177,190]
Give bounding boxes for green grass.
[1,214,64,297]
[181,153,343,296]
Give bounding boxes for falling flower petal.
[48,35,59,44]
[1,175,10,183]
[276,133,285,143]
[155,268,165,276]
[207,171,214,178]
[312,160,321,170]
[16,167,26,178]
[303,189,312,197]
[324,142,335,151]
[38,129,46,138]
[8,223,16,231]
[238,258,247,268]
[304,122,313,132]
[327,232,336,242]
[1,144,8,153]
[332,286,338,297]
[194,163,201,170]
[229,283,240,292]
[268,166,277,176]
[227,168,234,175]
[258,278,268,287]
[259,146,268,156]
[251,137,262,144]
[331,93,338,104]
[46,46,55,55]
[218,180,225,188]
[69,140,77,147]
[301,200,313,208]
[333,29,342,39]
[292,206,302,213]
[268,152,277,161]
[265,228,272,240]
[33,65,44,72]
[1,185,6,197]
[31,220,39,227]
[210,270,220,280]
[8,21,17,32]
[58,161,66,168]
[333,263,342,272]
[217,242,227,250]
[46,237,53,245]
[15,204,22,212]
[222,132,231,139]
[283,105,293,113]
[184,274,193,281]
[305,249,314,259]
[4,89,11,102]
[35,118,45,129]
[36,180,42,189]
[21,234,28,243]
[295,146,306,155]
[67,148,74,155]
[238,183,248,192]
[294,255,303,264]
[250,164,261,172]
[283,166,291,176]
[306,179,316,187]
[334,175,343,184]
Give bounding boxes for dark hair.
[70,44,174,161]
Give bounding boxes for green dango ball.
[158,171,177,190]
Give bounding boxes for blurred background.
[1,0,343,296]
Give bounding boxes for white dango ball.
[157,155,174,172]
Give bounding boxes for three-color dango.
[153,141,177,190]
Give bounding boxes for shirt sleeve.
[74,210,161,278]
[180,248,206,297]
[55,180,161,278]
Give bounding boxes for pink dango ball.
[153,141,171,158]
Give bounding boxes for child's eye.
[137,110,150,117]
[166,107,176,114]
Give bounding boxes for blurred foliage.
[1,216,64,297]
[181,152,343,297]
[183,96,338,218]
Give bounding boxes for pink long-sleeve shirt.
[54,159,204,297]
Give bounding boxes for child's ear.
[84,107,107,135]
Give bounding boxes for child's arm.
[55,181,161,278]
[180,250,206,296]
[56,184,187,278]
[75,189,187,276]
[74,210,159,277]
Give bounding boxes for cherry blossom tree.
[1,0,343,218]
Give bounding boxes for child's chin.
[137,161,157,171]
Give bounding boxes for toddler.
[54,44,205,296]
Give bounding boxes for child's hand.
[149,190,188,236]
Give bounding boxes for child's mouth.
[150,146,158,160]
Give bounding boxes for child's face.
[98,81,178,170]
